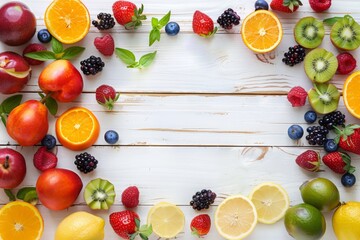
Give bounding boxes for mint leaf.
[151,17,159,28]
[139,51,157,68]
[51,37,63,54]
[158,11,171,28]
[149,29,161,46]
[25,50,57,61]
[44,96,58,116]
[323,17,342,25]
[115,48,137,65]
[1,95,22,114]
[61,46,85,60]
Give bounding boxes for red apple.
[38,60,83,102]
[0,2,36,46]
[0,51,31,94]
[0,148,26,189]
[36,168,83,210]
[6,100,48,146]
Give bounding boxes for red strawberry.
[33,146,58,171]
[94,34,115,56]
[322,151,355,174]
[190,214,211,237]
[287,86,307,107]
[192,11,217,37]
[112,1,146,30]
[95,84,120,110]
[295,150,321,172]
[335,124,360,155]
[337,52,356,75]
[309,0,331,12]
[22,43,47,66]
[109,210,152,239]
[270,0,303,13]
[122,186,139,208]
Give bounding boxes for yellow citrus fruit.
[147,202,185,239]
[343,71,360,119]
[0,201,44,240]
[56,107,100,151]
[241,10,283,53]
[249,182,289,224]
[55,211,105,240]
[45,0,90,44]
[333,201,360,240]
[215,195,257,240]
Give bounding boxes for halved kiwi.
[294,17,325,49]
[308,83,340,114]
[84,178,116,210]
[330,15,360,51]
[304,48,338,83]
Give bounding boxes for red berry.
[190,214,211,237]
[22,43,47,66]
[270,0,303,13]
[192,11,217,37]
[109,210,139,239]
[95,84,119,110]
[322,151,355,174]
[112,1,146,30]
[337,52,356,75]
[287,86,307,107]
[94,34,115,56]
[309,0,331,12]
[33,146,58,171]
[121,186,140,208]
[295,150,321,172]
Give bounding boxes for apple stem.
[40,92,53,104]
[4,156,9,169]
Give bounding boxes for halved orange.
[241,10,283,53]
[0,201,44,240]
[343,71,360,119]
[56,107,100,151]
[45,0,90,44]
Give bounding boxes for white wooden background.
[1,0,360,239]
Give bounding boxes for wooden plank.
[1,93,359,146]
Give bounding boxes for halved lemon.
[215,195,257,240]
[0,201,44,240]
[56,107,100,151]
[343,71,360,119]
[249,182,290,224]
[147,202,185,239]
[45,0,90,44]
[241,10,283,53]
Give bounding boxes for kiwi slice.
[294,17,325,49]
[330,15,360,51]
[304,48,338,83]
[84,178,116,210]
[308,83,340,114]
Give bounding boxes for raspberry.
[121,186,140,208]
[337,52,357,75]
[94,34,115,56]
[309,0,331,12]
[287,86,307,107]
[217,8,240,30]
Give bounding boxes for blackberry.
[306,126,329,146]
[282,45,306,66]
[318,111,346,130]
[80,56,105,75]
[217,8,240,30]
[92,13,115,30]
[74,152,98,173]
[190,189,216,211]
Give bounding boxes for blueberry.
[341,173,356,187]
[104,130,119,144]
[165,22,180,36]
[304,110,317,124]
[41,134,56,150]
[255,0,269,10]
[324,139,338,152]
[288,125,304,140]
[37,29,52,43]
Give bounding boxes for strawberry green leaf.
[24,50,57,61]
[51,37,63,54]
[61,46,85,60]
[323,17,343,26]
[44,96,58,116]
[1,94,22,114]
[158,11,171,28]
[115,48,137,65]
[4,189,16,201]
[149,29,161,46]
[139,51,157,68]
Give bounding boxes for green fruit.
[284,203,326,240]
[304,48,338,83]
[308,83,340,114]
[300,177,340,212]
[294,17,325,49]
[84,178,116,210]
[330,15,360,51]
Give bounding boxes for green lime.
[284,203,326,240]
[300,177,340,212]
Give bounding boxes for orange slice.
[56,107,100,151]
[45,0,90,44]
[0,201,44,240]
[241,10,283,53]
[343,71,360,119]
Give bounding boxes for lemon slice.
[147,202,185,238]
[249,182,290,224]
[215,195,257,240]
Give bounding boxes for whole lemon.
[55,211,105,240]
[333,201,360,240]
